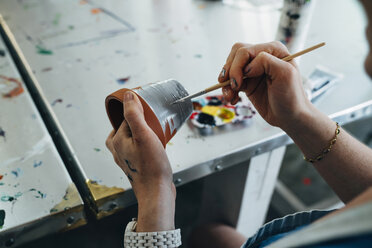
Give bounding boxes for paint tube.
[303,65,343,101]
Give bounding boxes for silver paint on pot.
[133,79,193,135]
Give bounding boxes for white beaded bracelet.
[124,219,182,248]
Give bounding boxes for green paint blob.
[50,208,58,213]
[36,45,53,55]
[93,148,101,152]
[0,210,5,229]
[53,13,61,25]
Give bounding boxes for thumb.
[244,51,294,82]
[123,91,149,140]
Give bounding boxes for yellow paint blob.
[201,105,220,116]
[218,108,235,123]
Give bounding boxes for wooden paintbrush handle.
[205,80,230,93]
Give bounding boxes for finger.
[243,41,290,65]
[222,86,235,102]
[218,42,246,83]
[243,51,295,82]
[116,119,132,140]
[240,76,266,97]
[230,92,240,105]
[105,129,116,153]
[123,91,149,143]
[229,47,251,91]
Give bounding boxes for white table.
[1,0,372,239]
[0,19,85,247]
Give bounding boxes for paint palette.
[188,95,256,135]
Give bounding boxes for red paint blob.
[302,177,312,185]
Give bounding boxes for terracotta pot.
[105,79,193,147]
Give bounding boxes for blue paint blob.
[33,161,43,168]
[11,168,22,178]
[116,76,130,84]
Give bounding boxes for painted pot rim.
[105,88,167,147]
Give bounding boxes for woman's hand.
[219,41,311,130]
[106,91,176,232]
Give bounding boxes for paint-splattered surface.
[0,35,84,233]
[0,0,280,193]
[0,0,371,217]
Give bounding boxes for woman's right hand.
[219,41,312,130]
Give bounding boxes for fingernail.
[222,88,228,96]
[219,68,226,78]
[230,78,237,90]
[124,92,133,101]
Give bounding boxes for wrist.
[282,104,336,158]
[136,184,176,232]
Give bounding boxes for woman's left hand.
[106,91,176,232]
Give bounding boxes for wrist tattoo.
[125,159,137,172]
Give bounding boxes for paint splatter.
[198,4,206,9]
[29,188,46,199]
[68,25,75,30]
[36,45,53,55]
[41,67,53,72]
[302,177,312,185]
[93,148,101,152]
[1,196,15,202]
[116,76,130,84]
[11,168,22,178]
[194,54,202,58]
[51,98,63,106]
[0,210,4,229]
[0,75,24,98]
[91,8,102,14]
[33,160,42,168]
[0,49,5,57]
[52,13,61,25]
[66,104,72,108]
[0,175,3,180]
[79,0,87,4]
[0,127,5,141]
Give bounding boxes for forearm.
[283,103,372,203]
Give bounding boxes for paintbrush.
[172,42,325,104]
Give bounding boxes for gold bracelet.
[304,122,340,163]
